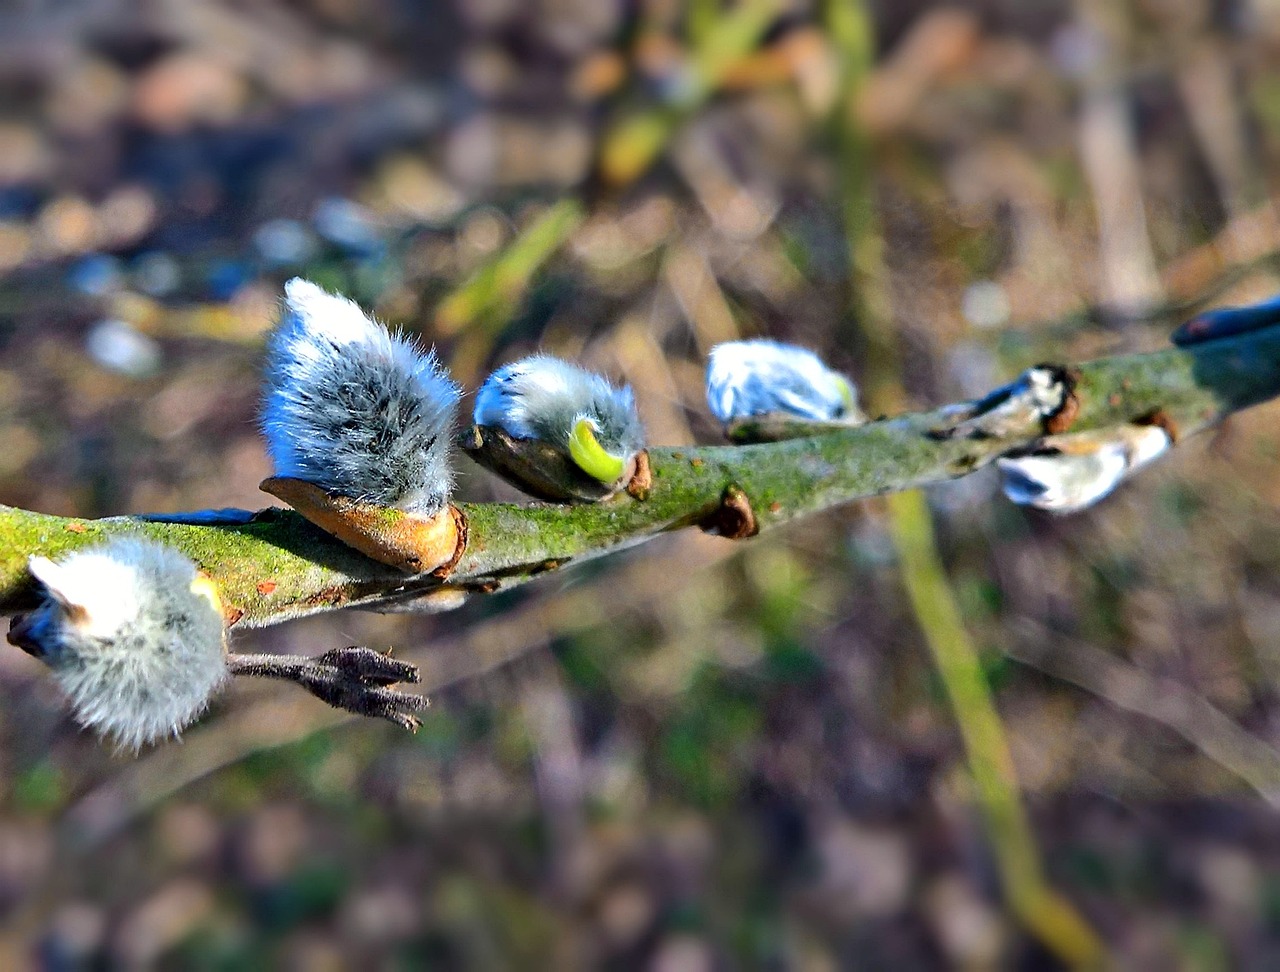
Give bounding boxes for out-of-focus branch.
[1007,619,1280,809]
[0,324,1278,629]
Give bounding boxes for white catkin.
[473,354,645,460]
[17,538,227,750]
[705,339,859,423]
[262,278,461,515]
[997,426,1170,513]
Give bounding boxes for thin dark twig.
[227,646,428,731]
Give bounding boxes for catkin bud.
[469,354,645,499]
[9,538,228,750]
[260,279,467,573]
[997,425,1171,513]
[262,278,461,516]
[705,339,863,426]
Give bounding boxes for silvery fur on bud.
[473,354,645,479]
[262,278,461,515]
[997,425,1170,513]
[9,538,228,750]
[705,339,861,424]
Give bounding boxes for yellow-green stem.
[828,0,1103,963]
[888,489,1105,967]
[600,0,782,185]
[434,199,586,338]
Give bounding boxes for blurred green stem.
[888,490,1105,966]
[434,0,782,367]
[828,0,1104,965]
[600,0,782,185]
[433,199,586,336]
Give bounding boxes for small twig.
[1007,619,1280,808]
[226,646,428,731]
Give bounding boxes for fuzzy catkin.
[705,339,857,423]
[996,426,1170,513]
[16,538,227,750]
[262,279,461,515]
[474,354,645,461]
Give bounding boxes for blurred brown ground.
[4,0,1280,968]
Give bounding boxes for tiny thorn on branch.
[227,646,429,731]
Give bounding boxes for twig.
[226,646,428,731]
[1007,619,1280,809]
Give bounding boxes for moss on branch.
[2,325,1279,628]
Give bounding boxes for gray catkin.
[262,279,461,515]
[473,354,644,462]
[16,538,228,751]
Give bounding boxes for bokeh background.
[4,0,1280,967]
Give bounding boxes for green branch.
[1,325,1278,628]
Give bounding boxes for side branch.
[1,326,1277,628]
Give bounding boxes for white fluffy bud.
[705,339,862,425]
[262,278,461,515]
[10,538,228,750]
[473,354,645,485]
[997,425,1171,513]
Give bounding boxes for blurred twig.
[1025,202,1280,343]
[1008,619,1280,809]
[1075,0,1163,319]
[829,1,1104,965]
[426,0,783,373]
[432,199,586,353]
[888,492,1105,966]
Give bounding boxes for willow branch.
[1,326,1278,628]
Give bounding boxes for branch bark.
[2,325,1278,629]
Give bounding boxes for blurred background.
[4,0,1280,967]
